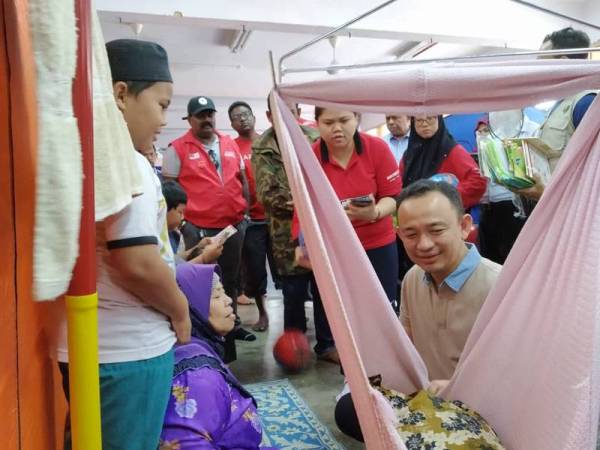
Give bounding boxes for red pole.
[65,1,102,449]
[69,0,95,294]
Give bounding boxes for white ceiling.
[96,0,600,147]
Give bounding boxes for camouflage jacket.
[251,125,320,276]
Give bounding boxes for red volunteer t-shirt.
[399,144,486,209]
[235,136,265,220]
[312,132,401,250]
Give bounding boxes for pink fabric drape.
[270,95,426,450]
[271,58,600,449]
[448,94,600,449]
[279,59,600,115]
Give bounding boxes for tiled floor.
[230,287,363,450]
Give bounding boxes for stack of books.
[477,136,558,190]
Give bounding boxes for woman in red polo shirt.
[313,107,401,307]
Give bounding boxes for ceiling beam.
[96,0,599,49]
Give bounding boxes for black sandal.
[234,327,256,342]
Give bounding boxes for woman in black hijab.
[400,115,486,209]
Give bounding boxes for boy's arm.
[185,237,223,264]
[103,157,191,343]
[109,245,191,343]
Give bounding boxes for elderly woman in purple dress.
[159,263,276,450]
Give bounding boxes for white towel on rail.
[30,0,82,301]
[29,2,143,300]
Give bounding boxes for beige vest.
[539,90,597,171]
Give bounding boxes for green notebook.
[478,136,535,189]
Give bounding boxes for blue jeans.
[281,273,335,355]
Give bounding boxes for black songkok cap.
[106,39,173,83]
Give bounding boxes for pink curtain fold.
[270,94,423,450]
[279,59,600,115]
[447,99,600,449]
[271,58,600,449]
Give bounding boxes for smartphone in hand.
[349,195,374,207]
[214,225,238,245]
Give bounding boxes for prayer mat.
[245,378,344,450]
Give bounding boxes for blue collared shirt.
[423,243,481,292]
[383,132,410,164]
[573,93,596,129]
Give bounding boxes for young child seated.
[162,180,223,264]
[160,263,277,449]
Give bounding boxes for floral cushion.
[371,376,505,449]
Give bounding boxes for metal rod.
[510,0,600,31]
[281,46,600,77]
[277,0,397,82]
[268,50,277,88]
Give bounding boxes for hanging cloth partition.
[271,58,600,449]
[277,59,600,115]
[270,95,425,450]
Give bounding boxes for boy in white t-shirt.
[57,39,190,450]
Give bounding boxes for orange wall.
[2,1,68,448]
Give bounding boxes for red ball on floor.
[273,329,311,372]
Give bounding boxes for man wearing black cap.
[163,96,255,355]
